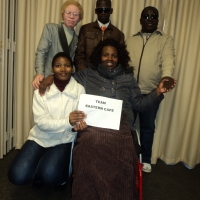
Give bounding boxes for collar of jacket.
[45,76,79,100]
[93,20,113,30]
[133,29,163,37]
[97,64,124,79]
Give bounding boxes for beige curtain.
[151,0,200,168]
[15,0,200,168]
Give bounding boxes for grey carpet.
[0,149,200,200]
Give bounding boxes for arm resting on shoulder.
[39,75,54,95]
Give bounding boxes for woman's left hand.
[69,110,87,126]
[156,78,177,95]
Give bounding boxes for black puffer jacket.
[74,64,164,131]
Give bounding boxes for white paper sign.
[78,94,123,130]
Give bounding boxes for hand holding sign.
[69,110,87,126]
[78,94,123,130]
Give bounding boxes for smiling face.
[140,8,159,33]
[62,4,80,30]
[52,57,73,81]
[101,46,118,70]
[95,0,113,24]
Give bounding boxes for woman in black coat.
[72,38,175,200]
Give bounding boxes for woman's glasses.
[95,7,111,14]
[142,14,158,19]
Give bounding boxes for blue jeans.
[8,140,72,185]
[134,94,159,164]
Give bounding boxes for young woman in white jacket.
[8,52,87,190]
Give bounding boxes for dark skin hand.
[162,76,175,90]
[69,110,87,126]
[156,78,176,96]
[39,75,54,95]
[73,121,88,131]
[69,110,87,131]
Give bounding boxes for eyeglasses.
[65,11,79,18]
[95,7,111,14]
[142,14,158,19]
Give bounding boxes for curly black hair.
[89,38,131,70]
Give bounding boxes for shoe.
[142,163,152,173]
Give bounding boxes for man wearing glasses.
[126,6,175,173]
[74,0,124,71]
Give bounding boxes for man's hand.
[156,78,177,96]
[32,74,44,89]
